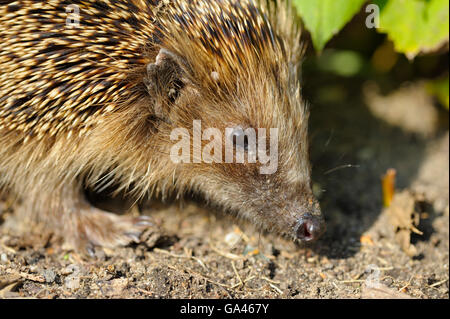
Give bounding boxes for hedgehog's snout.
[294,213,325,242]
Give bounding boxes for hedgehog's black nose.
[295,213,325,242]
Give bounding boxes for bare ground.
[0,78,448,299]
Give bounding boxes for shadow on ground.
[305,73,448,260]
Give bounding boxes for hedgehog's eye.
[233,129,249,151]
[228,126,254,152]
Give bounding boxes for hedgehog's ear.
[144,48,188,120]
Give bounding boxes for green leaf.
[293,0,366,51]
[426,76,449,109]
[375,0,449,59]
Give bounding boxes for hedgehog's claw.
[64,206,155,256]
[134,215,154,227]
[85,242,97,258]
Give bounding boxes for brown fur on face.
[0,0,324,253]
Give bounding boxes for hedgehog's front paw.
[65,207,154,256]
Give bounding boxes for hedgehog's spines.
[1,0,301,140]
[0,0,157,138]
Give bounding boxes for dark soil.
[0,77,448,299]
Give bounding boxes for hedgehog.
[0,0,325,254]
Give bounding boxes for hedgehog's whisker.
[323,164,360,175]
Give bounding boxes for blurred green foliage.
[426,76,450,109]
[293,0,449,56]
[293,0,449,110]
[315,50,365,77]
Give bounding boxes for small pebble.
[382,277,394,286]
[61,264,77,275]
[323,263,334,270]
[42,269,57,283]
[307,257,317,263]
[0,253,8,263]
[65,276,81,290]
[224,232,241,247]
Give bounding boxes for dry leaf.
[0,274,21,290]
[362,284,413,299]
[385,190,424,257]
[382,169,397,207]
[360,235,374,246]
